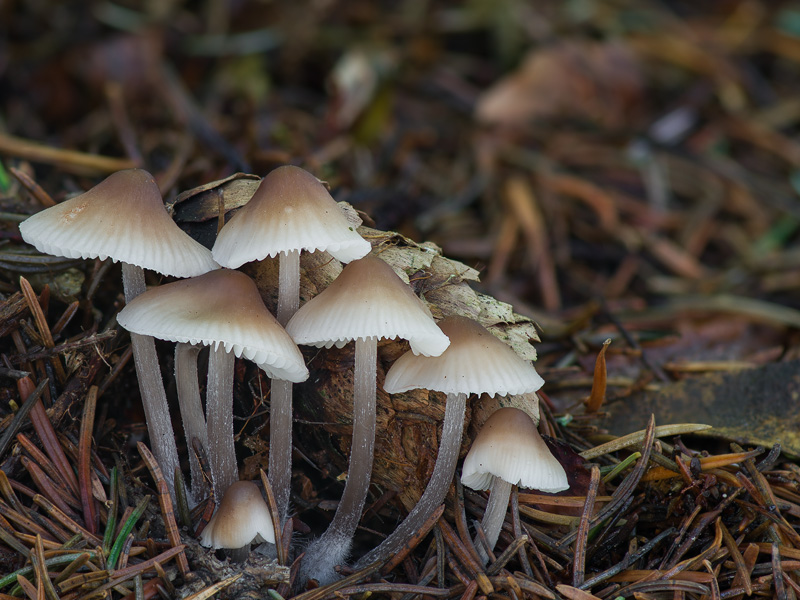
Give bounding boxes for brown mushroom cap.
[117,269,308,382]
[383,315,544,397]
[19,169,218,277]
[199,481,275,548]
[461,407,568,493]
[286,255,450,357]
[212,165,370,268]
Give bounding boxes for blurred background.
[6,3,800,592]
[3,0,800,438]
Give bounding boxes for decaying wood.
[175,176,544,509]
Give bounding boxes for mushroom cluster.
[18,165,567,583]
[18,169,218,501]
[117,268,309,502]
[287,255,450,585]
[211,165,370,523]
[355,315,548,569]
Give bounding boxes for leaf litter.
[1,1,800,598]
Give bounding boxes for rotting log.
[175,175,545,510]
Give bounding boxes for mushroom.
[212,165,370,521]
[117,268,308,502]
[174,342,207,500]
[356,315,545,568]
[18,169,218,499]
[200,480,275,562]
[286,255,450,585]
[461,407,568,558]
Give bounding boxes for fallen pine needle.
[641,450,762,482]
[580,423,712,459]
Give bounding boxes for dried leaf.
[476,41,643,129]
[586,339,612,412]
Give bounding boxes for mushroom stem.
[121,262,179,500]
[175,342,207,502]
[206,345,237,502]
[298,336,377,585]
[277,249,300,326]
[269,378,293,523]
[336,336,378,533]
[355,392,467,569]
[270,248,300,524]
[480,476,513,557]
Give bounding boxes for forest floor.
[2,1,800,598]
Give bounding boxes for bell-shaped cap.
[19,169,218,277]
[118,269,308,382]
[200,481,275,548]
[285,256,450,357]
[212,165,371,268]
[384,315,544,397]
[461,407,568,493]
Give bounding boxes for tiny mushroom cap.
[199,481,275,549]
[286,255,450,356]
[212,165,371,268]
[19,169,218,277]
[461,407,568,493]
[383,315,544,397]
[117,269,308,383]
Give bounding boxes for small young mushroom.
[18,169,218,500]
[117,269,308,502]
[356,315,545,569]
[286,255,449,585]
[200,480,275,563]
[212,165,370,522]
[461,407,568,558]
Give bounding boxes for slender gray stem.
[121,262,179,501]
[277,249,300,327]
[175,342,207,502]
[355,392,467,568]
[298,337,377,585]
[270,249,301,524]
[206,345,237,502]
[121,263,147,302]
[269,378,293,524]
[481,477,513,554]
[327,337,377,540]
